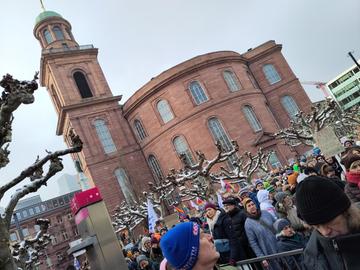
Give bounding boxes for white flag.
[220,179,226,191]
[147,198,159,233]
[190,200,199,210]
[217,193,224,208]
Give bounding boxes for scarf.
[346,171,360,188]
[207,210,221,235]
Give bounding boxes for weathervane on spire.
[40,0,46,11]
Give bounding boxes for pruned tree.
[12,219,50,270]
[0,74,83,270]
[274,98,360,147]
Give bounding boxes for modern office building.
[327,61,360,110]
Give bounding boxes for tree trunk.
[0,219,17,270]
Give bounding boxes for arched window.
[189,81,208,105]
[134,119,147,141]
[43,29,53,44]
[208,118,233,151]
[263,64,281,85]
[243,106,262,132]
[281,95,300,119]
[94,119,117,154]
[73,71,93,98]
[173,136,194,165]
[53,26,64,40]
[157,100,174,123]
[148,155,163,183]
[208,118,236,168]
[269,152,282,169]
[223,70,240,92]
[115,168,136,205]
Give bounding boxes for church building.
[33,10,312,212]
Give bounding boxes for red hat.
[204,202,217,211]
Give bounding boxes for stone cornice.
[56,95,122,135]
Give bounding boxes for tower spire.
[40,0,46,11]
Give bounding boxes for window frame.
[133,119,147,141]
[43,28,53,44]
[223,70,241,92]
[114,168,137,205]
[173,136,194,165]
[281,95,300,120]
[189,81,209,105]
[242,105,262,132]
[52,26,65,40]
[156,99,174,124]
[263,64,281,85]
[73,71,93,98]
[147,154,164,184]
[94,119,117,154]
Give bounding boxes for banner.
[217,193,224,208]
[190,200,199,210]
[147,198,159,233]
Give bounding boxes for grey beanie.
[136,254,148,265]
[274,192,287,203]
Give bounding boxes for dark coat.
[212,209,245,263]
[277,233,307,270]
[303,230,360,270]
[227,206,256,260]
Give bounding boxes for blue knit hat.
[274,218,290,233]
[254,179,263,187]
[160,222,200,269]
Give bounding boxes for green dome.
[35,10,62,25]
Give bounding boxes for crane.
[300,81,330,97]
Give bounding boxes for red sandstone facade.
[33,11,312,213]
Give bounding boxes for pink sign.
[75,208,89,225]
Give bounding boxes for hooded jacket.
[257,190,278,220]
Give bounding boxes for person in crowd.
[127,246,140,270]
[239,186,260,209]
[257,189,278,220]
[275,219,307,270]
[296,176,360,270]
[274,192,307,233]
[266,185,276,202]
[149,237,163,269]
[318,162,345,190]
[223,197,255,260]
[160,222,220,270]
[325,156,343,179]
[204,202,244,264]
[254,179,264,192]
[137,254,157,270]
[343,154,360,203]
[243,198,280,269]
[159,227,168,236]
[140,236,152,258]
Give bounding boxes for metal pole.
[348,52,360,69]
[13,212,24,241]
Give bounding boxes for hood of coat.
[257,189,272,204]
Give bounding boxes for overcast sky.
[0,0,359,207]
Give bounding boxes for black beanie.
[296,176,351,225]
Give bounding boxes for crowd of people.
[121,137,360,270]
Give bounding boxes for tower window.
[43,29,53,44]
[133,119,147,141]
[94,119,117,154]
[281,95,300,119]
[223,70,241,92]
[243,105,262,132]
[53,26,64,40]
[73,71,93,98]
[189,81,208,105]
[173,136,194,165]
[263,64,281,85]
[148,155,163,183]
[114,168,137,205]
[157,100,174,124]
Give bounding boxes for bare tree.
[12,219,51,269]
[274,98,360,147]
[0,74,83,270]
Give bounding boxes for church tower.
[33,10,154,211]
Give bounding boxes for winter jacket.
[345,183,360,203]
[277,233,307,270]
[227,206,255,259]
[275,203,306,232]
[303,230,360,270]
[257,190,278,220]
[209,209,245,263]
[245,211,281,270]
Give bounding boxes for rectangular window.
[35,206,41,213]
[22,210,28,218]
[56,215,63,223]
[10,232,18,242]
[22,228,30,237]
[29,208,34,216]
